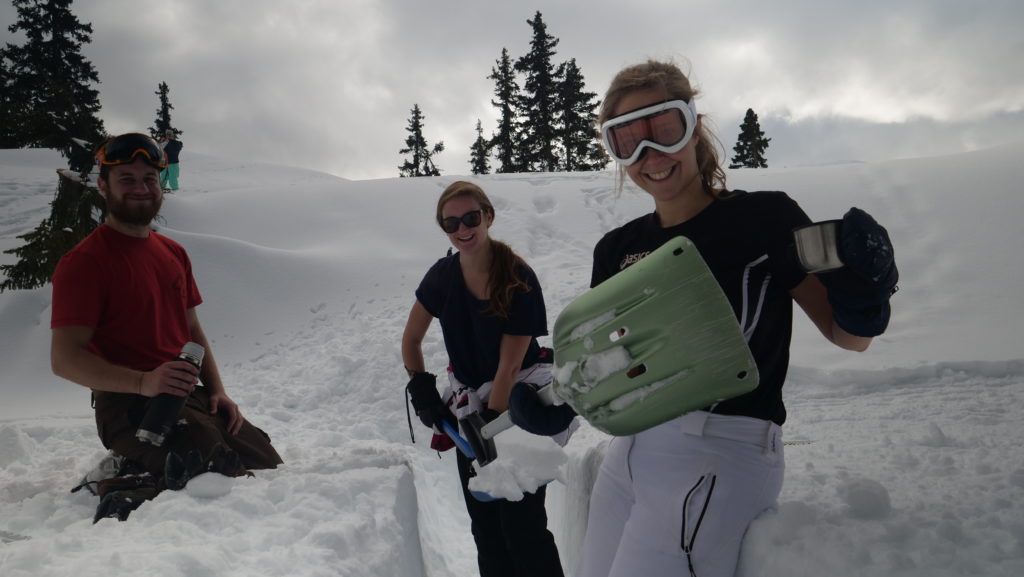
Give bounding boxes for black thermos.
[135,342,205,446]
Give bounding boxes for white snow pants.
[576,410,784,577]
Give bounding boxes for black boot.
[93,488,153,523]
[207,443,246,477]
[92,474,158,524]
[164,449,201,490]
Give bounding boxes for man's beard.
[106,193,163,226]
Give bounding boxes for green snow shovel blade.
[551,236,758,436]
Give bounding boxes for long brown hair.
[436,181,530,319]
[598,59,728,197]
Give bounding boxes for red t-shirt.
[51,224,202,371]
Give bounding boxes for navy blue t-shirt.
[164,139,182,164]
[416,253,548,389]
[591,190,811,425]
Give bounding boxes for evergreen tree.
[0,171,103,291]
[149,81,181,139]
[469,119,491,175]
[4,0,106,173]
[398,104,444,177]
[557,58,608,172]
[1,0,107,292]
[729,108,771,169]
[487,48,524,174]
[514,11,563,172]
[0,50,23,147]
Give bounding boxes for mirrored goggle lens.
[601,100,696,165]
[97,133,168,168]
[440,210,483,233]
[607,109,686,159]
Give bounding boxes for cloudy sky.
[3,0,1023,180]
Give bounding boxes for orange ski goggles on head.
[95,133,168,169]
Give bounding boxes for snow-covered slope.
[2,144,1022,576]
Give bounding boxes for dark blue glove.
[509,382,576,436]
[406,372,455,429]
[817,207,899,337]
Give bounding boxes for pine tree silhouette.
[1,0,107,292]
[3,0,106,173]
[487,48,525,173]
[515,11,562,172]
[469,120,492,175]
[150,82,181,139]
[729,108,771,169]
[557,58,608,171]
[398,104,444,177]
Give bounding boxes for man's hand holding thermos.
[136,342,204,446]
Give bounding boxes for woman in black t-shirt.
[402,181,564,577]
[509,60,898,577]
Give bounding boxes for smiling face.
[440,194,493,255]
[613,88,703,206]
[98,157,164,230]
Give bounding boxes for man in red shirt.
[51,133,281,522]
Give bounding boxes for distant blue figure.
[159,129,183,191]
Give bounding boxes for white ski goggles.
[600,99,697,166]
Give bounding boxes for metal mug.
[793,220,844,273]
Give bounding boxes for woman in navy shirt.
[402,181,564,577]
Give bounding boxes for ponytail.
[484,240,530,319]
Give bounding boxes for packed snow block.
[552,236,758,435]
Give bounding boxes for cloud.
[2,0,1022,178]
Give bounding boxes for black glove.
[509,382,577,436]
[817,207,899,337]
[406,372,455,430]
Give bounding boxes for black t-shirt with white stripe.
[591,190,811,425]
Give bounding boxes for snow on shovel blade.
[443,388,557,468]
[451,384,566,468]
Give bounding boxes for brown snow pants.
[93,386,283,478]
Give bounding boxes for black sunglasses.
[440,210,483,234]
